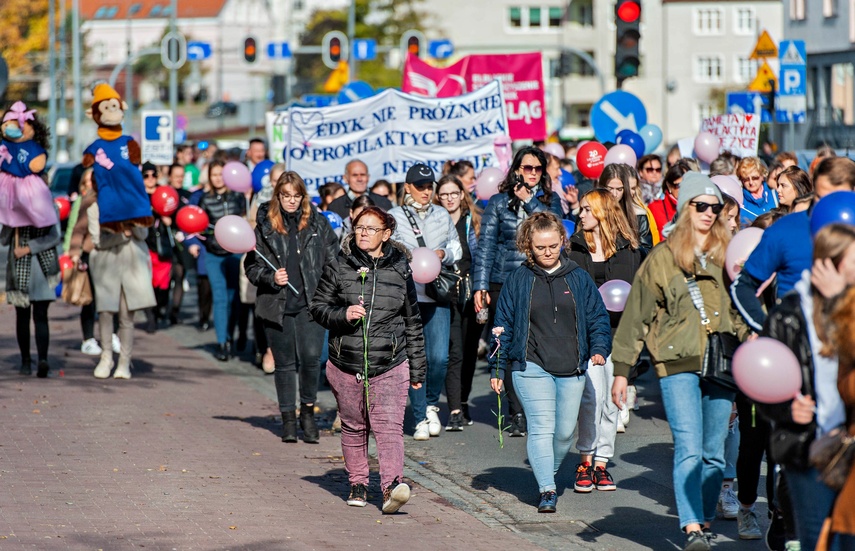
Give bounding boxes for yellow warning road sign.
[748,61,777,92]
[750,30,778,60]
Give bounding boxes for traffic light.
[400,30,425,60]
[329,36,342,63]
[244,37,257,63]
[407,35,420,56]
[614,0,641,86]
[557,51,573,77]
[322,31,349,69]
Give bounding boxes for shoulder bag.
[402,206,461,304]
[809,427,855,491]
[685,275,740,392]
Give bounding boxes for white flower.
[492,327,504,337]
[357,267,369,275]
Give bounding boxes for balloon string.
[254,247,299,296]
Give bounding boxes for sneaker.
[93,358,114,379]
[619,404,630,427]
[702,528,717,546]
[446,411,464,432]
[111,334,121,354]
[616,416,626,433]
[593,466,616,491]
[574,462,594,493]
[784,541,801,551]
[113,359,131,379]
[717,486,739,520]
[738,508,762,540]
[461,403,474,426]
[766,509,787,551]
[626,384,639,410]
[81,338,103,356]
[382,479,410,514]
[537,490,557,513]
[346,483,367,507]
[684,530,711,551]
[36,360,50,378]
[426,405,441,436]
[509,413,527,437]
[413,419,431,441]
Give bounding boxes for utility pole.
[126,5,138,134]
[72,0,82,160]
[347,0,356,83]
[58,0,68,158]
[48,0,58,156]
[169,0,178,120]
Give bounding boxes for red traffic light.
[616,1,640,23]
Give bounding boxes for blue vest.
[1,139,45,177]
[84,136,152,224]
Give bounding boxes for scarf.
[7,226,59,308]
[403,194,430,219]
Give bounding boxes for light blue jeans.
[513,361,586,493]
[205,252,240,345]
[659,372,735,530]
[408,302,450,422]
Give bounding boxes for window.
[508,5,565,30]
[150,4,161,15]
[161,4,173,15]
[530,7,542,28]
[565,0,594,28]
[694,8,723,34]
[824,0,838,17]
[697,103,717,125]
[549,7,563,27]
[735,56,758,83]
[94,6,107,17]
[695,55,723,83]
[791,0,806,20]
[734,7,756,34]
[509,7,522,27]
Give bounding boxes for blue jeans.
[659,373,734,529]
[785,465,840,551]
[408,302,450,422]
[205,252,240,345]
[513,362,586,493]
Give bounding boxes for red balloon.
[576,141,608,179]
[54,197,71,221]
[150,186,180,216]
[59,254,74,275]
[175,205,209,234]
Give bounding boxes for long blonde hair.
[581,189,638,259]
[268,171,312,235]
[814,224,855,356]
[666,202,731,273]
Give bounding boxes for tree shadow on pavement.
[52,532,290,551]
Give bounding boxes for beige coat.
[87,202,156,313]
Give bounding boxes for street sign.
[186,41,212,61]
[776,39,807,123]
[266,42,292,59]
[160,31,187,70]
[748,61,776,93]
[750,30,778,60]
[141,110,174,165]
[590,90,647,143]
[337,81,374,105]
[301,94,335,108]
[727,91,772,123]
[428,39,454,59]
[352,39,377,61]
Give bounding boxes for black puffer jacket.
[198,190,246,256]
[245,202,339,326]
[309,234,427,384]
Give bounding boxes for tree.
[296,0,427,93]
[0,0,52,101]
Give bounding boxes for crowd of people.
[3,101,855,548]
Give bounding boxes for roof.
[81,0,228,20]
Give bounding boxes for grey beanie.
[676,172,724,214]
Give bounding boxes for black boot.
[300,404,320,443]
[281,411,298,443]
[215,343,229,362]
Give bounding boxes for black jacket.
[328,191,394,219]
[245,203,339,326]
[198,190,247,256]
[309,234,427,384]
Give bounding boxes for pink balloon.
[711,175,744,207]
[603,144,637,168]
[223,161,252,193]
[598,280,631,312]
[214,215,256,254]
[542,143,565,159]
[694,132,721,164]
[725,227,764,280]
[475,167,505,200]
[493,135,513,172]
[733,337,802,403]
[410,247,442,284]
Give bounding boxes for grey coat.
[87,202,156,313]
[1,224,61,303]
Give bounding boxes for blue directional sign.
[777,40,807,123]
[429,39,454,59]
[337,81,374,105]
[590,90,647,144]
[141,110,173,165]
[266,42,292,59]
[727,91,772,123]
[301,94,336,108]
[352,39,377,61]
[186,41,211,61]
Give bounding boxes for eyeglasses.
[438,191,461,200]
[353,225,384,235]
[643,166,662,173]
[690,201,724,214]
[279,194,303,202]
[143,172,157,179]
[521,164,543,174]
[740,175,764,183]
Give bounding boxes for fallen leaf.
[113,468,118,472]
[228,526,237,530]
[32,409,40,414]
[252,452,261,456]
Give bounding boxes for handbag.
[401,206,461,304]
[685,275,740,392]
[62,265,93,307]
[769,426,815,470]
[809,427,855,491]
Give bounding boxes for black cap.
[405,163,436,186]
[142,161,157,174]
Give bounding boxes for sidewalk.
[0,301,541,551]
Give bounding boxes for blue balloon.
[810,191,855,237]
[311,196,322,205]
[617,131,645,159]
[562,219,576,236]
[639,124,663,155]
[322,210,343,230]
[251,160,275,194]
[560,168,576,191]
[55,281,62,298]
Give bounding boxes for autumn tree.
[0,0,53,101]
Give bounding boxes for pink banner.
[403,53,546,141]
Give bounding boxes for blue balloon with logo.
[322,210,343,230]
[251,160,275,194]
[562,219,576,236]
[810,191,855,237]
[617,130,645,159]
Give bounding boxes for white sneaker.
[93,358,114,379]
[111,333,121,354]
[626,384,639,411]
[81,338,103,356]
[619,404,630,428]
[382,480,410,514]
[717,486,739,519]
[113,359,131,379]
[413,419,431,441]
[616,416,626,433]
[426,405,441,436]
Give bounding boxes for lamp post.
[72,0,83,160]
[126,3,141,134]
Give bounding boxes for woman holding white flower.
[489,211,612,513]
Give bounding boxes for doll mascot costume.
[0,101,58,229]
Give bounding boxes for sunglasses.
[411,182,434,190]
[690,201,724,214]
[644,166,662,173]
[143,172,157,179]
[521,165,543,174]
